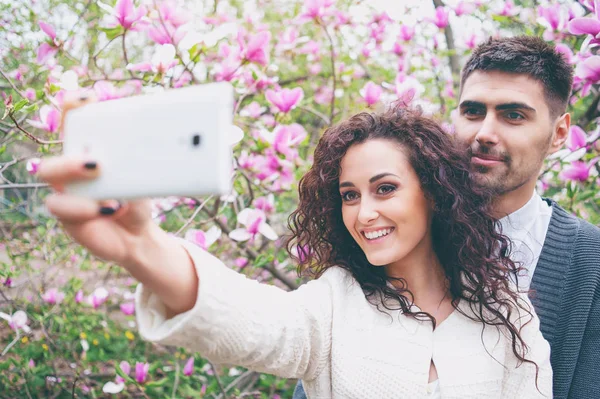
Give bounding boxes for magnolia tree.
[0,0,599,396]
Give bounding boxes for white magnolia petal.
[236,208,252,225]
[228,228,252,242]
[563,147,587,163]
[259,223,278,240]
[81,339,90,352]
[205,226,222,247]
[0,312,11,322]
[102,381,125,394]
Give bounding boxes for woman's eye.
[377,184,396,195]
[341,191,358,202]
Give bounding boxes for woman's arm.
[135,236,335,380]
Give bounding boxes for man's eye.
[506,112,524,120]
[463,108,483,117]
[377,184,396,195]
[341,191,358,202]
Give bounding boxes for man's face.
[454,71,555,196]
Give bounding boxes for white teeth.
[364,228,392,240]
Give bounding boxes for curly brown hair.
[287,106,538,378]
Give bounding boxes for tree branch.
[8,114,62,145]
[432,0,460,80]
[319,20,337,125]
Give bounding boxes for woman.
[38,101,551,398]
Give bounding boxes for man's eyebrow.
[459,100,485,109]
[459,100,536,113]
[339,173,399,188]
[495,102,536,113]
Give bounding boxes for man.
[293,36,600,399]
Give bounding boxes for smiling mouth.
[362,227,395,241]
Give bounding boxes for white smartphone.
[62,82,234,200]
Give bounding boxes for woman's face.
[339,138,433,269]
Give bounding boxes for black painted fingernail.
[99,207,116,216]
[84,162,97,170]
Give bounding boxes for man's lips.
[471,154,505,166]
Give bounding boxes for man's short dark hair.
[460,36,574,119]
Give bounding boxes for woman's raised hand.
[37,93,155,267]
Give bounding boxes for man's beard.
[467,144,513,195]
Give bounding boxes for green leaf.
[12,99,28,113]
[115,364,134,383]
[21,104,39,114]
[144,378,169,388]
[100,26,124,41]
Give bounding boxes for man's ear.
[548,112,570,155]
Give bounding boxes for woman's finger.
[37,157,100,187]
[45,193,117,224]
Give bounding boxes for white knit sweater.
[135,239,552,398]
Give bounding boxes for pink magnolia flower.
[538,4,567,32]
[155,1,190,27]
[127,44,178,74]
[300,0,335,20]
[496,0,519,17]
[135,362,149,383]
[113,0,147,31]
[75,290,84,303]
[272,123,307,158]
[238,30,271,66]
[88,287,109,309]
[399,25,415,42]
[26,158,41,175]
[116,361,131,384]
[24,88,36,101]
[235,257,249,268]
[396,73,424,104]
[0,310,31,333]
[265,87,303,113]
[184,226,221,250]
[555,43,575,64]
[361,82,383,106]
[567,126,587,151]
[229,208,278,242]
[465,34,478,50]
[560,160,596,182]
[575,55,600,84]
[454,1,476,17]
[36,43,59,64]
[568,0,600,43]
[240,101,266,118]
[42,288,65,305]
[120,302,135,316]
[147,23,186,45]
[39,21,56,40]
[93,81,134,101]
[254,194,275,213]
[183,357,194,376]
[431,7,450,29]
[27,105,60,133]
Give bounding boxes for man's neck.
[493,183,537,219]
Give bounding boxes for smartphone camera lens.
[192,134,201,147]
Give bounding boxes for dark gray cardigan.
[292,201,600,399]
[529,201,600,399]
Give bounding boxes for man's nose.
[474,115,500,146]
[357,197,379,225]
